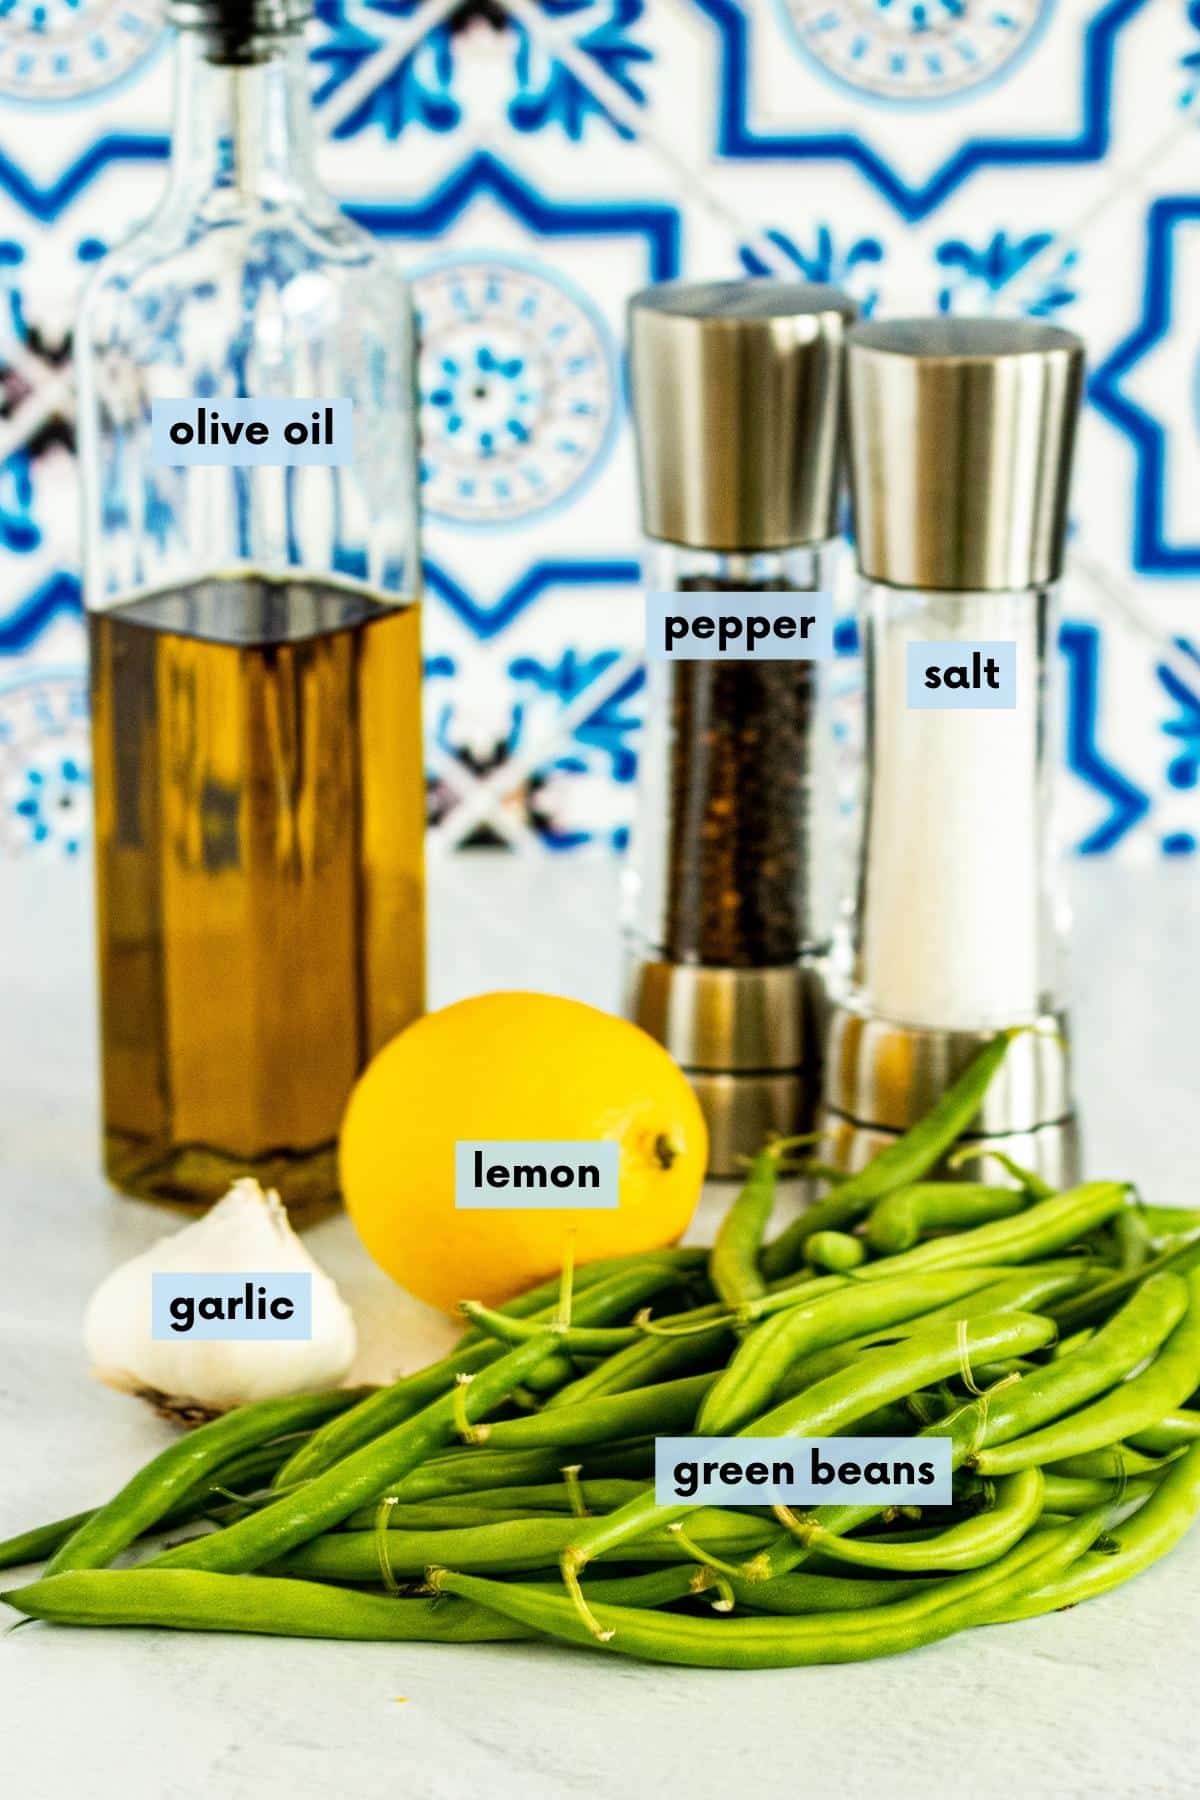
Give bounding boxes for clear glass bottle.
[77,0,424,1213]
[624,282,855,1174]
[824,318,1084,1181]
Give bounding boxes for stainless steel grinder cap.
[845,316,1085,592]
[629,280,857,552]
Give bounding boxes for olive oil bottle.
[76,0,424,1211]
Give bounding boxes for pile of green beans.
[5,1034,1200,1668]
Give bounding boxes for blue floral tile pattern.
[773,0,1053,105]
[414,255,620,525]
[0,668,89,854]
[0,0,1194,862]
[0,0,162,103]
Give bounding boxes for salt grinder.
[824,317,1086,1182]
[624,280,856,1176]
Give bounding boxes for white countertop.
[2,853,1198,1800]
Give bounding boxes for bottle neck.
[165,32,319,210]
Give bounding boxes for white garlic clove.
[84,1179,357,1414]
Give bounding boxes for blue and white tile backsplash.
[0,0,1196,860]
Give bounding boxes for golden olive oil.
[89,573,425,1213]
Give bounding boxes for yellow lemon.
[340,990,708,1313]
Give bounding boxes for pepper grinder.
[623,280,856,1175]
[823,318,1085,1182]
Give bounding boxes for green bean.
[564,1312,1055,1578]
[1127,1410,1200,1456]
[1050,1231,1200,1333]
[42,1389,371,1578]
[541,1304,734,1409]
[866,1183,1029,1255]
[963,1271,1189,1458]
[366,1439,656,1503]
[148,1331,585,1575]
[520,1354,589,1397]
[974,1270,1200,1475]
[543,1268,855,1409]
[532,1567,709,1607]
[749,1185,1127,1321]
[804,1231,867,1272]
[458,1304,642,1356]
[459,1246,710,1344]
[710,1148,784,1309]
[1134,1205,1200,1243]
[275,1261,686,1488]
[749,1393,993,1583]
[436,1506,1110,1667]
[802,1469,1044,1573]
[846,1183,1126,1284]
[0,1437,308,1573]
[698,1268,1002,1437]
[1,1569,535,1642]
[1112,1208,1152,1274]
[778,1264,1087,1396]
[475,1373,718,1451]
[724,1570,945,1614]
[268,1344,529,1488]
[1041,1473,1159,1513]
[761,1031,1019,1279]
[342,1480,649,1528]
[341,1500,564,1531]
[987,1441,1200,1622]
[1050,1325,1094,1360]
[1046,1446,1170,1479]
[0,1509,118,1575]
[272,1509,780,1581]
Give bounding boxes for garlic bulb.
[85,1179,357,1413]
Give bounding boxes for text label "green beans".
[655,1438,951,1504]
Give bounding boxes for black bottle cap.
[165,0,312,62]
